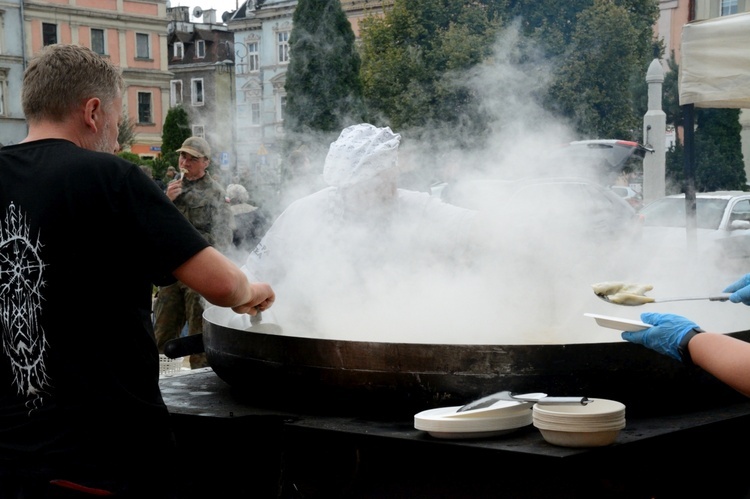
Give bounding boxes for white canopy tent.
[676,12,750,246]
[679,11,750,109]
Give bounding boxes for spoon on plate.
[595,292,731,306]
[456,391,592,412]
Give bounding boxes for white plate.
[583,313,650,332]
[427,428,523,440]
[414,406,533,435]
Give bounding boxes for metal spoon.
[456,391,591,412]
[596,292,731,306]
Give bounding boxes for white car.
[609,185,643,210]
[637,191,750,267]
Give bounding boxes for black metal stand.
[162,370,750,498]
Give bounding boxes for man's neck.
[23,121,82,146]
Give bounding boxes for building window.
[192,125,205,138]
[721,0,738,15]
[0,70,7,116]
[278,94,286,121]
[136,33,150,59]
[277,31,290,64]
[91,28,105,55]
[174,42,184,60]
[0,11,4,54]
[137,92,152,124]
[42,23,57,46]
[250,101,260,126]
[248,42,259,72]
[196,40,206,59]
[191,78,204,106]
[170,80,183,106]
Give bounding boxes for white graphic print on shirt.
[0,202,50,413]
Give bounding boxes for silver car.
[637,191,750,266]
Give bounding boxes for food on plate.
[591,281,655,305]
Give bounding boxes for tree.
[117,112,136,152]
[661,53,682,129]
[662,55,746,193]
[284,0,365,143]
[117,151,142,165]
[693,108,747,191]
[509,0,659,140]
[161,106,191,167]
[543,0,653,139]
[359,0,503,149]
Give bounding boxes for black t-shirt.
[0,139,209,483]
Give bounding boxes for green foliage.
[359,0,660,146]
[359,0,503,148]
[149,156,172,184]
[661,53,682,128]
[161,106,191,166]
[117,112,137,151]
[507,0,593,57]
[662,56,746,193]
[543,0,650,140]
[117,151,143,165]
[508,0,659,139]
[284,0,366,141]
[694,109,747,191]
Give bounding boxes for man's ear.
[83,97,102,133]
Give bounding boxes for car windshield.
[640,198,728,229]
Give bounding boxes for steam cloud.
[231,25,747,344]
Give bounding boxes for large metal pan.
[164,306,750,418]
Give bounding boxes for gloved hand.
[723,273,750,305]
[621,313,702,363]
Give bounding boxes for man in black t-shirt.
[0,44,275,498]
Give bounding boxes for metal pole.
[681,103,697,254]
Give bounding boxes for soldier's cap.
[177,137,211,159]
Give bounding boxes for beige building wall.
[22,0,171,157]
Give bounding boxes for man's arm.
[173,246,275,315]
[689,333,750,398]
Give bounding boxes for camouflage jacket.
[174,171,233,250]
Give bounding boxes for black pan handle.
[164,334,204,358]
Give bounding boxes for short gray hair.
[22,44,124,123]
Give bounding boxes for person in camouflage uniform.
[154,136,233,368]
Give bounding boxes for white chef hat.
[323,123,401,187]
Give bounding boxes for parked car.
[548,139,652,186]
[440,176,640,248]
[609,184,644,210]
[637,191,750,268]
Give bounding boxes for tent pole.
[681,103,697,255]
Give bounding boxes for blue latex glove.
[621,313,701,362]
[723,273,750,305]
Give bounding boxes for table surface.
[159,368,750,459]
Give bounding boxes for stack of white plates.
[532,398,626,447]
[414,400,533,439]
